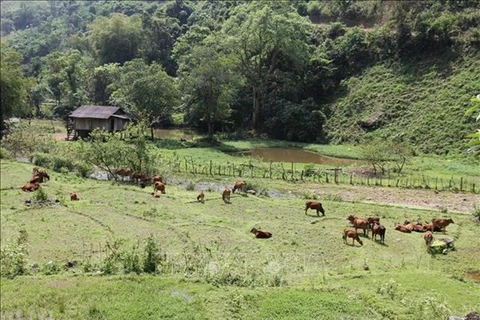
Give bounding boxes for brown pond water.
[238,148,360,166]
[154,128,200,140]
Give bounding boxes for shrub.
[42,261,61,275]
[121,244,142,274]
[0,146,11,159]
[0,229,29,278]
[33,188,48,201]
[143,235,162,274]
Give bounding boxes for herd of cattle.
[21,167,455,247]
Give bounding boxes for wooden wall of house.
[73,118,129,132]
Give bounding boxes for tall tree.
[222,2,313,130]
[110,59,179,139]
[0,41,33,133]
[88,13,142,65]
[178,37,242,137]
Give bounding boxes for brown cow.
[343,228,363,246]
[152,175,163,183]
[431,218,454,232]
[21,182,40,192]
[371,221,386,243]
[346,215,369,236]
[222,188,231,203]
[232,180,246,193]
[424,222,441,232]
[29,175,41,184]
[153,182,166,194]
[394,223,412,233]
[305,201,325,216]
[115,168,132,178]
[70,192,80,201]
[367,216,380,228]
[250,228,272,239]
[424,231,434,248]
[197,191,205,203]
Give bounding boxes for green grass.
[1,159,479,319]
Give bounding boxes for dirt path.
[309,183,480,214]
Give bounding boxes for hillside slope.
[325,51,480,155]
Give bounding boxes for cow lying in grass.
[70,192,80,201]
[21,182,40,192]
[232,180,246,193]
[153,182,166,194]
[250,228,272,239]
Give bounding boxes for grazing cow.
[153,182,166,194]
[131,172,149,183]
[197,191,205,203]
[21,182,40,192]
[371,221,386,243]
[115,168,132,179]
[232,180,246,193]
[70,192,80,201]
[151,192,160,198]
[152,175,163,183]
[222,188,231,203]
[394,223,412,233]
[343,228,363,246]
[250,228,272,239]
[424,231,434,248]
[346,215,369,236]
[431,218,454,232]
[305,201,325,216]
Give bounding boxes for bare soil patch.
[309,184,480,214]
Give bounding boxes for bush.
[186,181,195,191]
[143,235,162,274]
[33,188,48,201]
[0,146,11,159]
[42,261,61,275]
[0,229,29,278]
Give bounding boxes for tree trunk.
[150,126,154,141]
[208,122,213,138]
[252,87,261,131]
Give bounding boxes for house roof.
[69,105,128,119]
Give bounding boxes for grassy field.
[1,159,479,319]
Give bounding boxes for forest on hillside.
[1,0,479,154]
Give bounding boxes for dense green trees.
[0,42,33,133]
[1,0,479,153]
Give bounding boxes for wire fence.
[166,158,478,194]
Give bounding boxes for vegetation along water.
[1,1,480,319]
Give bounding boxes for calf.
[250,228,272,239]
[431,218,454,232]
[232,180,246,193]
[346,215,369,236]
[222,188,231,203]
[305,201,325,216]
[343,228,363,246]
[151,192,160,198]
[371,221,386,243]
[70,192,80,201]
[367,216,380,228]
[197,191,205,203]
[424,231,434,248]
[21,182,40,192]
[153,182,166,194]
